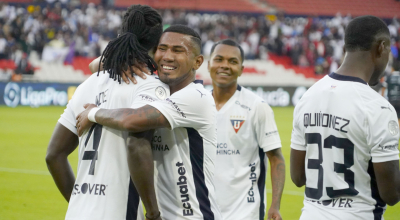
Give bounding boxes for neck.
[212,82,238,111]
[335,51,374,83]
[169,74,195,94]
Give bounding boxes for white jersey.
[213,85,282,220]
[148,80,223,220]
[58,73,170,220]
[291,72,400,220]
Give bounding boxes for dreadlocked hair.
[99,5,163,83]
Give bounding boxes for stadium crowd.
[0,2,399,76]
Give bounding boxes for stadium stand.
[0,1,399,84]
[262,0,400,18]
[114,0,266,13]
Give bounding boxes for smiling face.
[208,44,244,88]
[154,32,203,87]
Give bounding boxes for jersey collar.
[194,80,203,84]
[237,85,242,91]
[328,72,367,85]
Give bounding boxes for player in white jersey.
[76,25,223,220]
[46,5,166,220]
[208,39,285,220]
[291,15,400,220]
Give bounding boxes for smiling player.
[209,39,285,220]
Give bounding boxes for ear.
[376,40,385,58]
[239,65,244,77]
[207,60,210,72]
[193,55,204,71]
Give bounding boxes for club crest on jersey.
[230,116,245,133]
[155,86,167,100]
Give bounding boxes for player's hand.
[145,212,162,220]
[121,61,151,84]
[76,103,97,136]
[145,217,162,220]
[267,208,282,220]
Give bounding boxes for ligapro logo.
[4,83,20,107]
[3,82,68,107]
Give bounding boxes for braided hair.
[99,5,163,83]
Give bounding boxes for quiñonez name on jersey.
[72,183,107,196]
[304,113,350,133]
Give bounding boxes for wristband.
[88,107,100,123]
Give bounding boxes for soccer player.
[208,39,285,220]
[46,5,166,220]
[291,15,400,220]
[76,25,223,220]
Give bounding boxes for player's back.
[60,72,169,220]
[291,72,399,220]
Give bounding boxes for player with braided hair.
[46,4,166,220]
[98,4,162,83]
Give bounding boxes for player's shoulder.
[239,85,271,110]
[74,72,104,95]
[171,80,215,109]
[361,88,396,116]
[136,74,169,87]
[178,80,212,99]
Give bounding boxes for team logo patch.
[388,120,399,136]
[155,86,167,100]
[231,119,245,133]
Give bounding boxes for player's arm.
[45,123,79,202]
[76,104,170,136]
[88,56,103,73]
[368,102,400,206]
[266,148,285,220]
[373,160,400,206]
[290,149,306,187]
[254,103,285,220]
[290,105,307,188]
[126,130,161,220]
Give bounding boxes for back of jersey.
[59,73,169,220]
[291,73,399,220]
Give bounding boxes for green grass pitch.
[0,106,399,220]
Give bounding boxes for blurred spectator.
[0,2,398,77]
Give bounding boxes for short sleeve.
[130,78,170,109]
[58,93,78,135]
[148,86,213,130]
[368,103,400,163]
[291,105,306,151]
[253,102,282,152]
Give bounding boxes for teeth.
[162,65,175,70]
[218,73,229,76]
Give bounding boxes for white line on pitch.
[0,167,50,175]
[0,167,305,196]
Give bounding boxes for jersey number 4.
[305,133,359,200]
[82,124,103,175]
